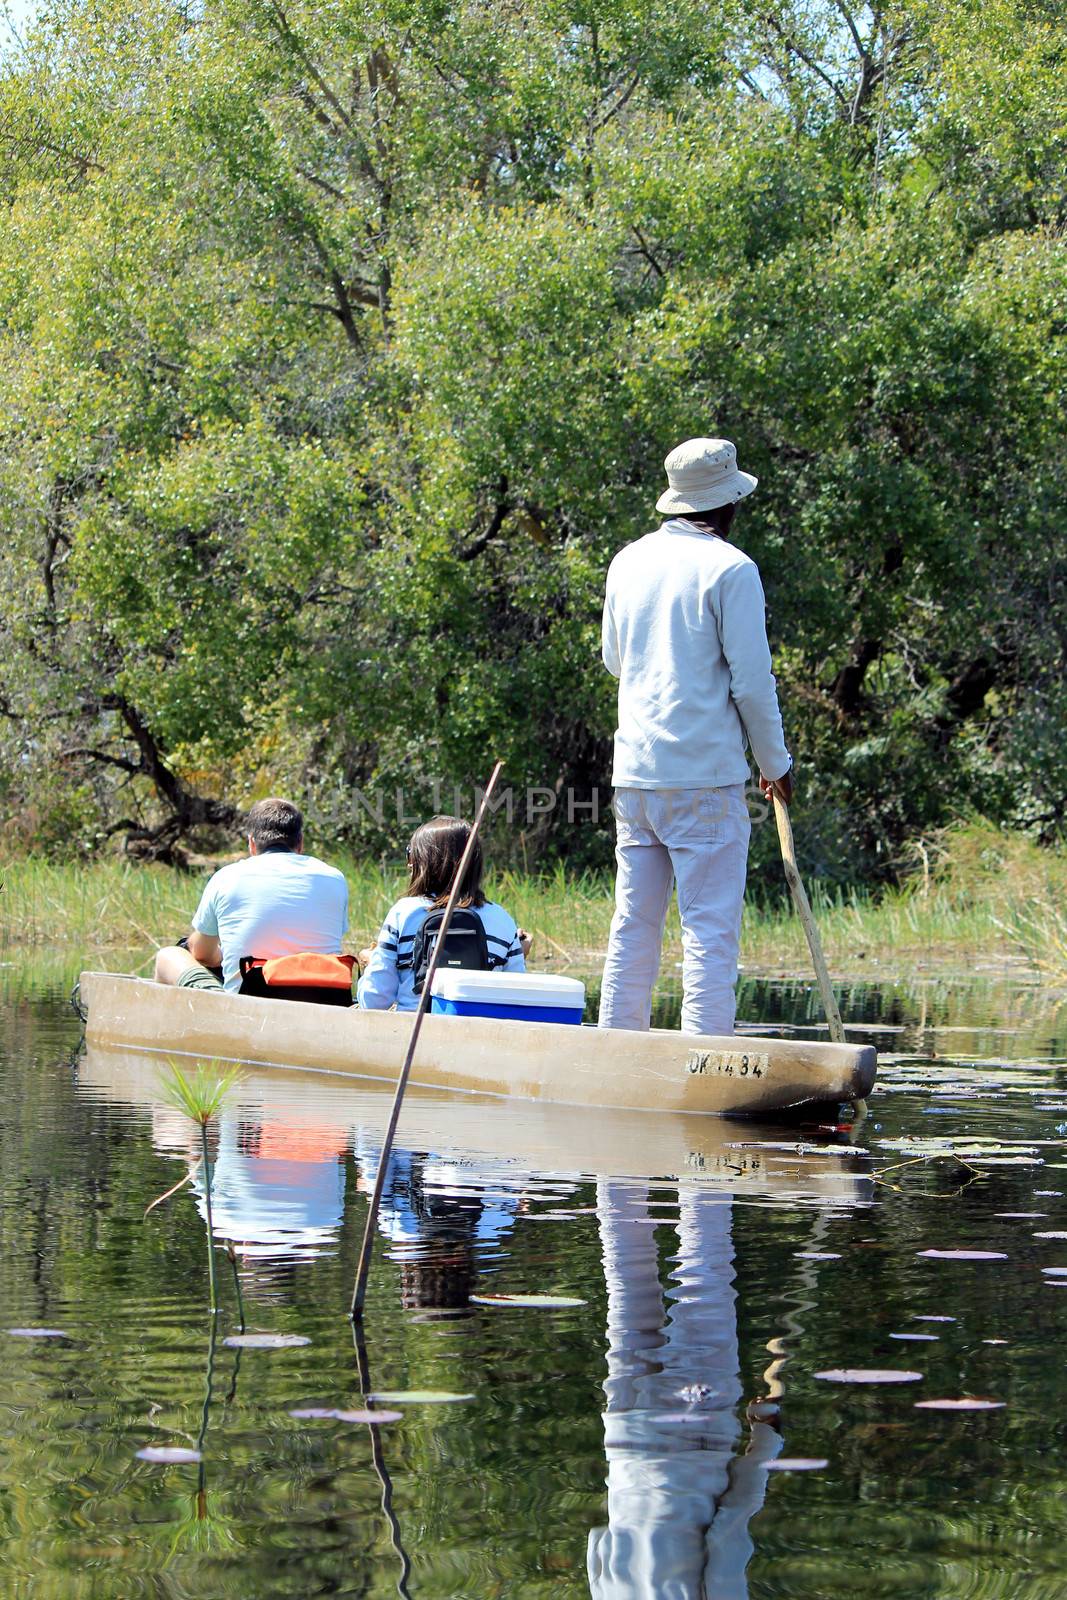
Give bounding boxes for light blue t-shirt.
[192,850,348,992]
[357,894,525,1012]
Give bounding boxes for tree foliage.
[0,0,1063,873]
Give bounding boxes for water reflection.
[589,1184,781,1599]
[148,1090,828,1597]
[355,1141,525,1316]
[72,1044,874,1595]
[11,970,1067,1597]
[152,1105,348,1262]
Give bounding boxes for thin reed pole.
[349,761,504,1320]
[772,793,867,1116]
[352,1319,413,1598]
[200,1121,220,1315]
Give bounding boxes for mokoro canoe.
[80,971,876,1117]
[81,1042,873,1203]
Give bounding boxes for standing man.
[599,438,792,1038]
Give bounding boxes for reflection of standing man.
[599,439,793,1037]
[587,1182,781,1599]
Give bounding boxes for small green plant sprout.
[161,1060,242,1126]
[146,1060,243,1316]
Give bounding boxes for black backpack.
[411,907,490,996]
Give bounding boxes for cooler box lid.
[430,971,586,1009]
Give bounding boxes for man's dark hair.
[682,502,738,539]
[246,797,303,851]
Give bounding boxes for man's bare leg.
[155,946,211,986]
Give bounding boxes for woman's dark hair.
[406,815,485,909]
[681,502,737,539]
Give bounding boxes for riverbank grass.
[2,824,1064,978]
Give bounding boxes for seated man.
[154,798,348,994]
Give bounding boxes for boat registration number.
[685,1049,769,1079]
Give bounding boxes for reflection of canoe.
[80,972,876,1117]
[80,1043,872,1204]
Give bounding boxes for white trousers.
[598,785,751,1037]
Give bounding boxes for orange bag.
[256,954,356,989]
[238,953,356,1005]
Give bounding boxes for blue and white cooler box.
[430,970,586,1025]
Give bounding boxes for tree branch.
[295,165,347,202]
[831,0,866,60]
[61,745,140,774]
[267,0,356,135]
[630,226,666,279]
[459,478,510,562]
[765,13,850,110]
[593,72,642,132]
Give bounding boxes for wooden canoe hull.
[80,972,876,1116]
[80,1042,873,1204]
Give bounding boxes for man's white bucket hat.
[655,437,758,515]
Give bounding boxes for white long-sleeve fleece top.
[602,519,790,789]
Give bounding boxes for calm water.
[3,962,1067,1598]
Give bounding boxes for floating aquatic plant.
[917,1249,1007,1260]
[915,1398,1005,1411]
[289,1407,403,1424]
[223,1333,310,1350]
[470,1293,586,1309]
[368,1390,475,1405]
[814,1369,923,1384]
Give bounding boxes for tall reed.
[151,1062,243,1315]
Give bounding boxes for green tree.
[0,0,1061,874]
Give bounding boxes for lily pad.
[6,1327,69,1339]
[917,1249,1007,1260]
[332,1408,404,1424]
[915,1398,1005,1411]
[367,1390,475,1405]
[223,1333,310,1349]
[764,1457,829,1471]
[290,1406,402,1424]
[136,1445,202,1463]
[814,1368,923,1384]
[470,1293,586,1309]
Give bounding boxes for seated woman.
[357,814,528,1012]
